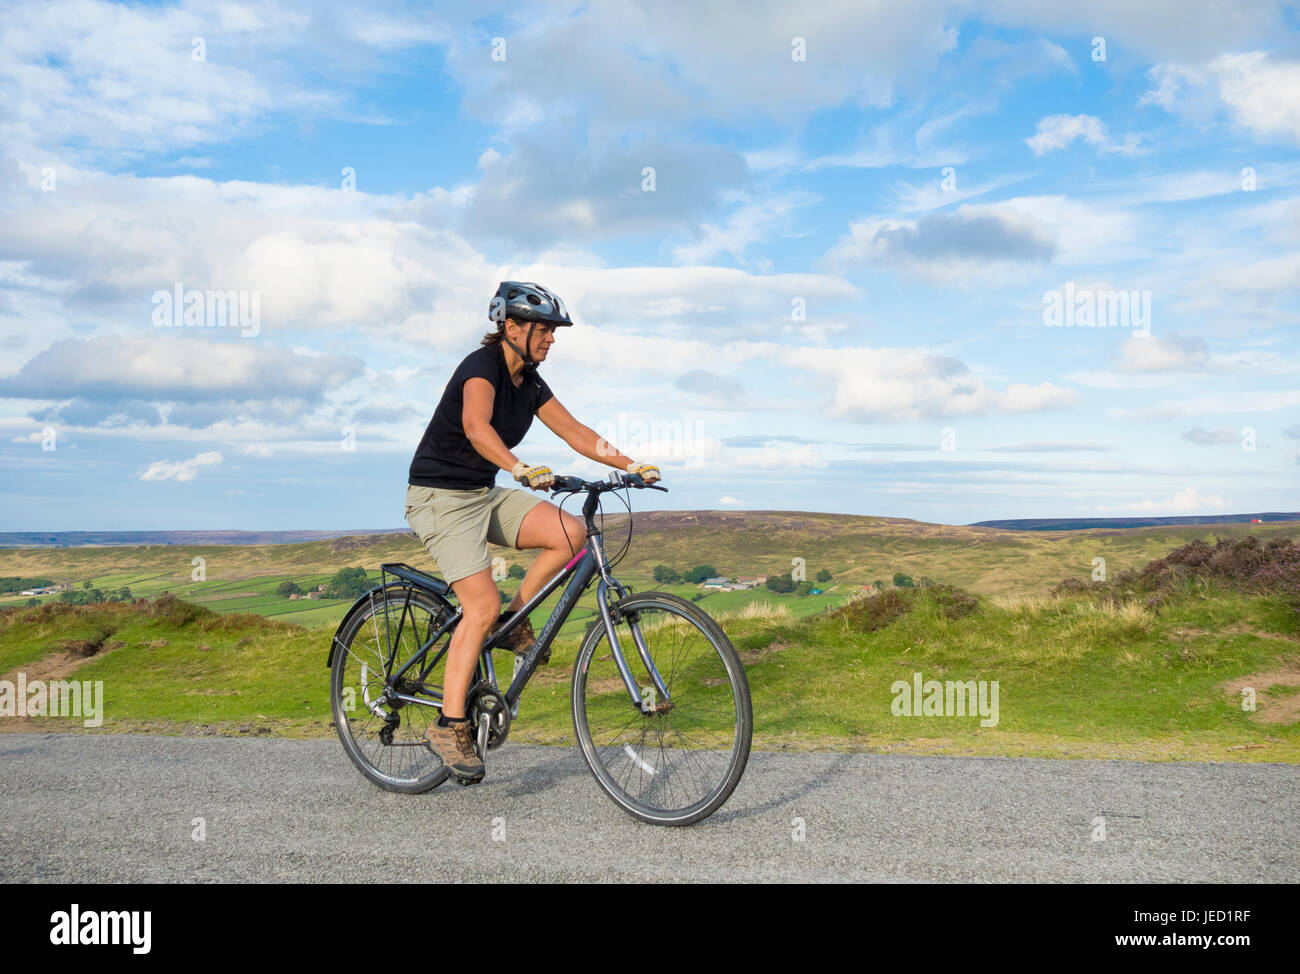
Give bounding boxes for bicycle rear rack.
[380,562,451,597]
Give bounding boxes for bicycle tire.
[571,591,752,826]
[330,584,456,794]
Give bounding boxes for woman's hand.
[512,461,555,490]
[625,461,661,484]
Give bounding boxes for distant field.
[4,513,1297,633]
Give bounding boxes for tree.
[815,569,832,584]
[765,573,794,593]
[892,572,914,588]
[276,580,304,598]
[508,564,526,579]
[794,580,814,597]
[872,580,885,591]
[653,564,682,584]
[684,565,719,584]
[26,598,39,607]
[325,567,372,600]
[82,580,92,589]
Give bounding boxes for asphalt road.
[1,733,1296,882]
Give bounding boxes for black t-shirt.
[408,342,554,489]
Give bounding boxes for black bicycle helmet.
[488,281,572,370]
[488,281,573,327]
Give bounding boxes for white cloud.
[765,344,1075,421]
[670,191,818,265]
[1212,53,1300,144]
[827,195,1135,281]
[1143,52,1300,146]
[991,382,1079,412]
[1118,334,1208,372]
[1097,485,1228,513]
[1026,115,1142,156]
[139,450,222,482]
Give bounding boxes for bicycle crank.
[466,682,511,752]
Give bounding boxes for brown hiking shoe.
[423,719,484,782]
[496,610,549,664]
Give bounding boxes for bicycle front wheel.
[571,592,752,826]
[330,585,454,794]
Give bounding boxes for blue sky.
[1,0,1298,530]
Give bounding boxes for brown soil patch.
[3,642,127,686]
[1222,665,1300,724]
[0,638,129,733]
[741,640,791,664]
[1174,624,1299,642]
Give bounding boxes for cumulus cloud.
[1143,52,1300,145]
[1025,114,1142,156]
[0,334,363,404]
[827,196,1134,281]
[1117,334,1209,372]
[139,450,222,482]
[768,344,1076,421]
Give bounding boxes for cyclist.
[405,281,661,783]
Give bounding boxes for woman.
[405,281,660,783]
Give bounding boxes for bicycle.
[326,471,752,826]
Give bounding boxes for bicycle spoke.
[575,595,750,823]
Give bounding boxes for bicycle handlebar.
[548,472,669,495]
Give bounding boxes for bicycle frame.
[366,506,672,716]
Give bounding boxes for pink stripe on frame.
[564,550,585,571]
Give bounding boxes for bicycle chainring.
[466,682,511,750]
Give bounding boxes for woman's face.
[509,319,556,362]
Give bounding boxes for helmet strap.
[501,321,538,372]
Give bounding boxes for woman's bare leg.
[509,501,588,611]
[443,567,500,718]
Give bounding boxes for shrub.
[831,589,911,632]
[922,584,979,620]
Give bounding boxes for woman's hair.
[481,321,506,346]
[481,317,520,347]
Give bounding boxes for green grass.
[2,579,1296,761]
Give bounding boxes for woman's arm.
[462,377,523,473]
[536,396,636,469]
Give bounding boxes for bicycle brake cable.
[604,481,635,571]
[556,487,579,560]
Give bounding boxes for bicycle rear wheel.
[330,585,455,793]
[571,591,751,826]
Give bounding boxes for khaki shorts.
[404,483,546,584]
